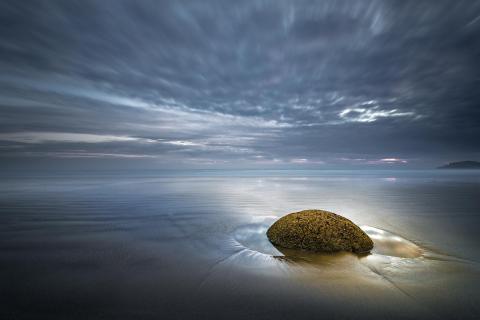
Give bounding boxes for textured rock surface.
[267,210,373,253]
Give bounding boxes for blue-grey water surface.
[1,170,479,319]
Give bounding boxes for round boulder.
[267,210,373,253]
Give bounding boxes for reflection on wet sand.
[232,220,477,302]
[361,226,423,258]
[230,220,439,317]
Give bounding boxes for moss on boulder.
[267,210,373,253]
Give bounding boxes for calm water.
[1,170,479,319]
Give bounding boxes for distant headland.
[438,161,480,169]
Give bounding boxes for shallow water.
[1,170,479,319]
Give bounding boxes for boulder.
[267,210,373,253]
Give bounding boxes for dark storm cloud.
[0,0,479,168]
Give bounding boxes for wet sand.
[232,217,480,319]
[1,170,479,319]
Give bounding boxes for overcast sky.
[1,0,479,169]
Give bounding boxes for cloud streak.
[339,107,417,123]
[0,132,150,144]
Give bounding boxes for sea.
[1,170,479,319]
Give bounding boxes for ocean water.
[1,170,479,319]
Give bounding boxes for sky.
[1,0,479,170]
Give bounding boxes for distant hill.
[438,161,480,169]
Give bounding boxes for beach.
[1,170,479,319]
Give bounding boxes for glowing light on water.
[361,226,423,258]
